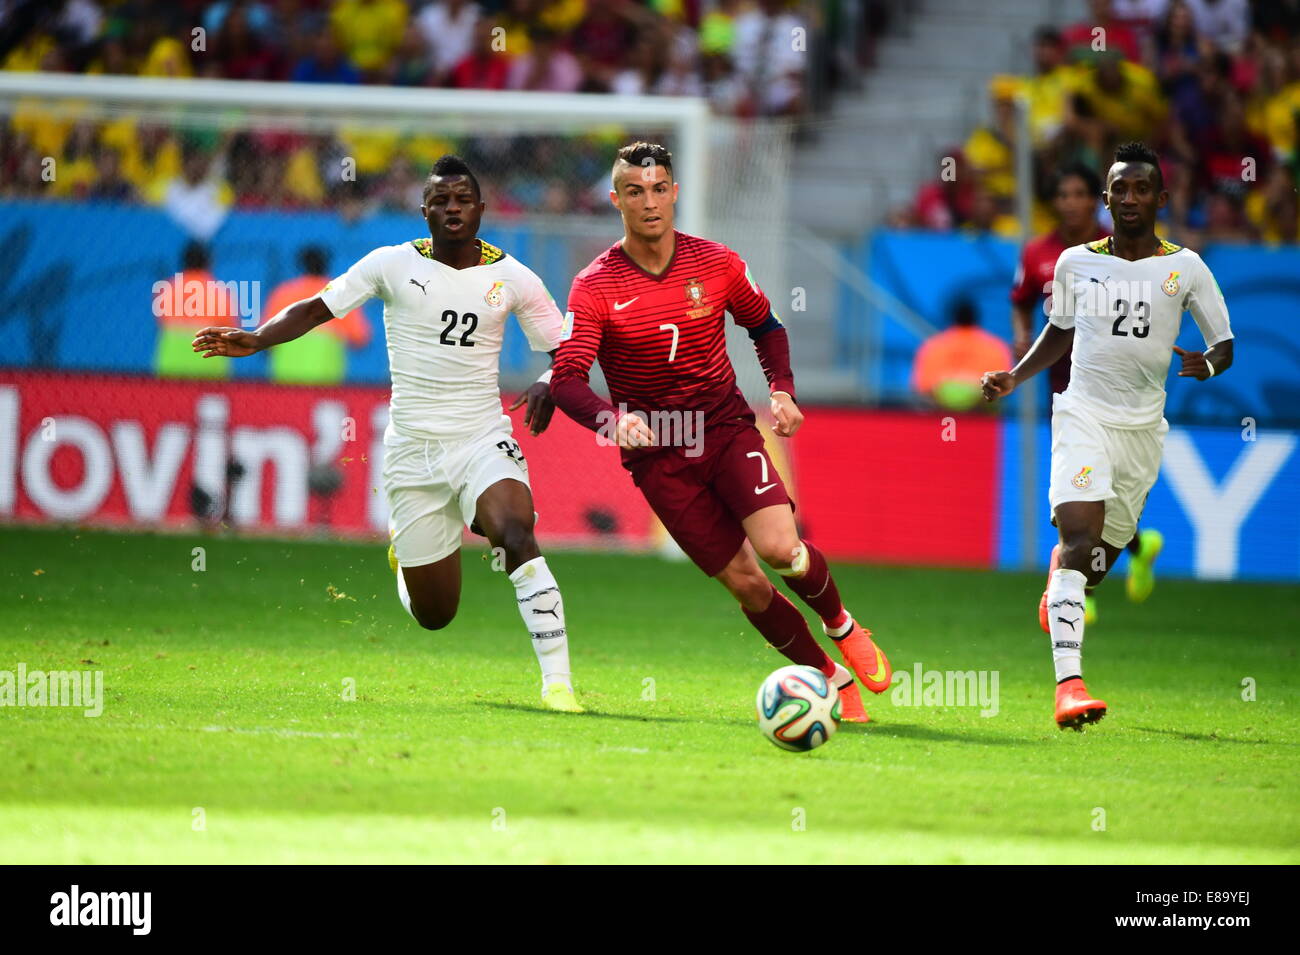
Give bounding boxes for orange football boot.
[836,621,892,694]
[1055,677,1107,731]
[836,679,870,723]
[1039,544,1062,633]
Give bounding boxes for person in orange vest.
[153,242,238,379]
[264,246,371,385]
[911,300,1012,410]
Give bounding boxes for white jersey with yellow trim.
[1048,236,1233,429]
[319,237,564,444]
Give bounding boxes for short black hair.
[1053,161,1102,198]
[1112,141,1163,191]
[300,245,328,275]
[951,299,978,328]
[614,141,673,186]
[182,240,209,270]
[425,154,481,202]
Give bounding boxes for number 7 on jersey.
[659,323,679,362]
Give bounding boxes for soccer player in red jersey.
[1011,162,1164,632]
[1010,163,1109,383]
[551,142,891,722]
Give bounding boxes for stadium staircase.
[787,0,1086,401]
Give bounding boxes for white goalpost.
[0,72,713,236]
[0,71,794,399]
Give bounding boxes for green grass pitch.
[1,525,1296,864]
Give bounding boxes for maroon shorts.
[628,424,792,577]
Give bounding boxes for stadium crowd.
[898,0,1300,246]
[0,0,861,223]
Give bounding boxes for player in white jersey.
[981,142,1234,730]
[192,155,583,713]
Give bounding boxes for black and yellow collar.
[1086,236,1183,256]
[411,237,506,266]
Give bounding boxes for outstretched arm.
[193,296,334,357]
[982,322,1074,402]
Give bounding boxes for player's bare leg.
[398,553,463,631]
[474,478,581,712]
[1049,501,1118,730]
[743,503,892,695]
[714,541,867,721]
[1125,526,1164,603]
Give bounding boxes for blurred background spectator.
[0,1,870,218]
[887,0,1300,247]
[910,299,1012,411]
[264,245,372,385]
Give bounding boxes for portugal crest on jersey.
[1161,271,1180,296]
[685,278,713,318]
[485,280,505,307]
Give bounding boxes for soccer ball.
[756,665,841,752]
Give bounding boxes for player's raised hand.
[770,391,803,437]
[192,327,262,358]
[615,412,655,449]
[981,371,1017,402]
[1172,345,1211,380]
[508,381,555,436]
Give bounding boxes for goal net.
[0,73,793,547]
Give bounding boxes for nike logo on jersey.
[754,482,777,495]
[613,297,639,310]
[409,278,429,294]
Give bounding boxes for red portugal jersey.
[555,231,788,438]
[1010,225,1109,398]
[1010,225,1110,309]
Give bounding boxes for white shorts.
[384,417,531,567]
[1048,394,1167,548]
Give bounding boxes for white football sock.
[1046,568,1088,682]
[395,566,416,622]
[831,661,854,690]
[824,610,853,639]
[509,557,572,690]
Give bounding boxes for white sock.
[509,556,572,691]
[823,610,853,639]
[395,566,416,622]
[831,661,854,690]
[1046,568,1088,682]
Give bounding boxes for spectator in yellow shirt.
[963,77,1022,199]
[330,0,409,75]
[140,35,193,78]
[1067,52,1167,154]
[1026,27,1084,147]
